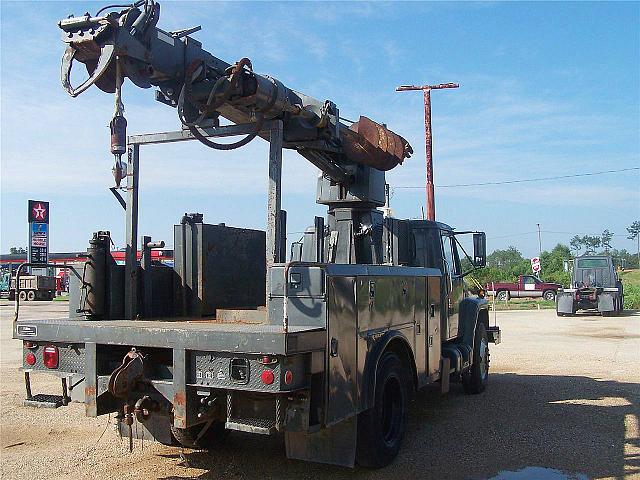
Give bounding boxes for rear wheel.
[171,421,228,449]
[27,290,35,301]
[496,290,509,301]
[462,322,489,394]
[356,352,409,468]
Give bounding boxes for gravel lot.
[1,302,638,479]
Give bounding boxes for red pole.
[423,89,434,221]
[396,82,458,222]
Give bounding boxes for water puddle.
[485,467,589,480]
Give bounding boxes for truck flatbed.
[14,317,325,355]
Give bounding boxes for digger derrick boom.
[59,1,412,181]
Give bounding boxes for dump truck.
[5,273,57,301]
[12,1,500,468]
[556,255,624,316]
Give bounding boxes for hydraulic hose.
[177,58,264,151]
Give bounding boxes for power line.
[488,230,626,240]
[393,166,640,189]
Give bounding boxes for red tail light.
[284,370,293,385]
[43,345,59,369]
[25,352,36,365]
[261,370,274,385]
[24,341,37,349]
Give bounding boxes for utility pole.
[396,82,458,221]
[537,223,542,276]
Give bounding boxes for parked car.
[487,275,562,302]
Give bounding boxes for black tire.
[356,352,409,468]
[496,290,509,301]
[171,421,228,449]
[543,290,556,302]
[556,310,564,317]
[19,291,27,301]
[27,290,36,301]
[462,322,489,394]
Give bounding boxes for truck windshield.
[577,258,608,268]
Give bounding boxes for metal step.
[226,417,276,435]
[24,394,66,408]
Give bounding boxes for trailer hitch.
[107,348,145,399]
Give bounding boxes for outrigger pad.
[24,394,64,409]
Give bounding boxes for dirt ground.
[1,302,638,480]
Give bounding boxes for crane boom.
[58,1,412,182]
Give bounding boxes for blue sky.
[1,1,639,258]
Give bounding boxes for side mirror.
[472,232,486,267]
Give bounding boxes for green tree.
[627,220,640,269]
[581,235,601,254]
[471,243,574,288]
[601,229,613,253]
[569,235,583,255]
[487,246,525,269]
[540,244,571,286]
[9,246,26,254]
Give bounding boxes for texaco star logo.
[32,203,46,221]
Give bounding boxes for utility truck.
[13,1,500,468]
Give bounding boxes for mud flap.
[285,415,357,467]
[556,292,575,314]
[116,413,174,446]
[597,293,615,313]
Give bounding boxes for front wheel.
[543,290,556,302]
[356,352,409,468]
[462,322,489,394]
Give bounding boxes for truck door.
[522,275,537,297]
[441,232,463,339]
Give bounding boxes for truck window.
[523,276,536,290]
[410,228,441,269]
[441,234,460,276]
[577,258,608,268]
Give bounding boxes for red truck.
[487,275,562,302]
